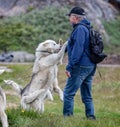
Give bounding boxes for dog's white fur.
[4,40,67,113]
[0,87,8,127]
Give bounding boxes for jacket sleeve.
[66,26,86,72]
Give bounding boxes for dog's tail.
[4,80,23,96]
[0,87,9,127]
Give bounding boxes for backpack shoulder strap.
[78,23,92,56]
[79,23,92,30]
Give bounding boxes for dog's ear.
[43,42,50,47]
[59,38,63,45]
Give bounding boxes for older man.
[63,6,96,120]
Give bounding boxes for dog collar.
[36,50,53,54]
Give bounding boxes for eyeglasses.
[69,14,76,17]
[69,14,83,19]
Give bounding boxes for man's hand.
[65,70,71,78]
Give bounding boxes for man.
[63,6,96,120]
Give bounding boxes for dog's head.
[36,40,60,54]
[35,40,60,58]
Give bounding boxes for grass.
[103,16,120,46]
[103,16,120,54]
[0,63,120,127]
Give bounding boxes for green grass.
[103,17,120,46]
[6,108,120,127]
[0,63,120,127]
[103,16,120,54]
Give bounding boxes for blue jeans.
[63,65,96,117]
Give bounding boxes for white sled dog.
[4,40,67,113]
[0,87,8,127]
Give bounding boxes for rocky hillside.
[0,0,119,44]
[0,0,118,19]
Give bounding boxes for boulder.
[11,51,35,62]
[0,66,13,75]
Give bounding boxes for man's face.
[69,14,78,25]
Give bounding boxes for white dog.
[4,40,67,113]
[0,87,8,127]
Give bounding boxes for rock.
[5,6,26,17]
[0,8,5,18]
[0,0,118,19]
[11,51,35,62]
[0,66,13,75]
[100,54,120,64]
[108,0,120,10]
[0,53,14,62]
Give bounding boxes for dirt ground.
[100,54,120,65]
[63,54,120,65]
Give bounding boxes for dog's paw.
[64,41,68,45]
[59,91,63,101]
[47,90,53,101]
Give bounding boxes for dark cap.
[67,6,86,16]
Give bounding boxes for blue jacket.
[66,19,95,73]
